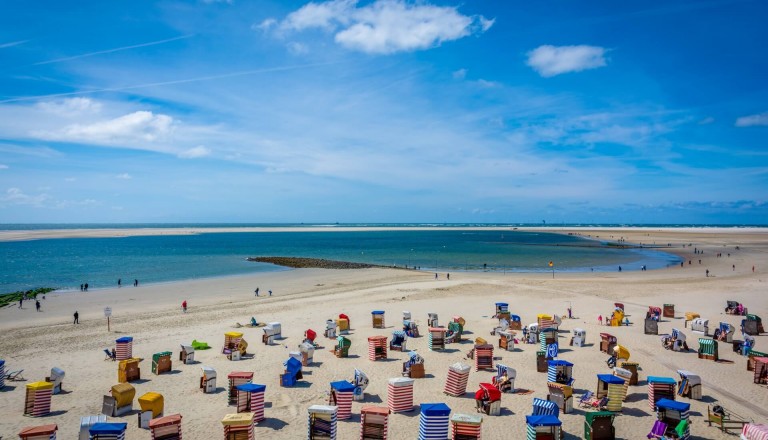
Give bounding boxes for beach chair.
[103,349,116,361]
[647,420,667,439]
[6,369,25,381]
[707,404,751,433]
[578,391,595,408]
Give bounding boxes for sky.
[0,0,767,224]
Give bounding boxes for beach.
[1,227,767,439]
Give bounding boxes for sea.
[0,223,695,293]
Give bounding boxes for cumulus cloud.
[1,188,50,207]
[51,111,174,144]
[178,145,211,159]
[116,173,132,179]
[287,42,309,55]
[526,45,608,77]
[452,68,467,80]
[735,112,768,127]
[266,0,493,54]
[37,97,102,117]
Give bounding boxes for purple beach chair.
[647,420,668,439]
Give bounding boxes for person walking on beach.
[35,300,41,312]
[598,315,603,326]
[255,287,260,297]
[447,273,450,280]
[435,273,438,280]
[268,290,272,296]
[80,284,84,291]
[706,269,710,277]
[118,278,122,288]
[18,298,23,308]
[134,279,138,287]
[73,311,79,324]
[182,300,187,313]
[84,283,89,291]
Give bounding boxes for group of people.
[254,287,272,297]
[118,278,140,287]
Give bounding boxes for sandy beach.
[1,228,767,439]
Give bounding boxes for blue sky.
[0,0,766,224]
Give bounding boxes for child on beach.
[598,315,603,325]
[182,300,187,313]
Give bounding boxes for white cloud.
[64,177,76,182]
[526,45,608,77]
[281,0,356,31]
[287,42,309,55]
[735,112,768,127]
[37,97,102,117]
[452,68,467,80]
[268,0,492,54]
[698,117,715,125]
[178,145,211,159]
[0,164,8,169]
[1,188,50,207]
[254,18,277,32]
[52,111,175,144]
[116,173,132,179]
[0,40,29,49]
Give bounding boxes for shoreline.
[2,225,768,242]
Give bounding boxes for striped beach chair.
[24,381,53,417]
[368,336,388,361]
[444,363,471,396]
[308,405,337,440]
[525,415,561,440]
[656,398,690,440]
[148,414,182,440]
[387,377,414,412]
[451,413,482,439]
[419,403,451,440]
[360,406,389,440]
[115,337,133,360]
[532,397,559,417]
[698,337,718,360]
[647,376,676,411]
[236,383,266,420]
[18,424,58,440]
[221,413,254,440]
[89,422,127,440]
[329,380,355,420]
[596,374,625,412]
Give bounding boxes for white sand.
[1,228,767,439]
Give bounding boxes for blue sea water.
[0,226,683,293]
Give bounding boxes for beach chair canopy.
[284,357,302,374]
[727,300,740,308]
[420,402,451,416]
[478,382,501,401]
[573,328,585,336]
[648,376,677,385]
[305,329,317,341]
[511,314,521,322]
[649,307,661,315]
[330,380,356,393]
[656,398,690,413]
[585,411,615,425]
[236,383,266,393]
[526,415,562,427]
[671,329,686,341]
[748,314,762,322]
[116,336,133,343]
[600,333,616,341]
[597,374,625,385]
[614,303,624,310]
[89,423,127,435]
[548,360,574,367]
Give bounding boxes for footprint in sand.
[272,393,300,417]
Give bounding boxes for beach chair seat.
[592,396,609,410]
[647,420,668,438]
[5,369,25,381]
[578,391,594,408]
[104,349,117,361]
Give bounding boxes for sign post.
[104,307,112,332]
